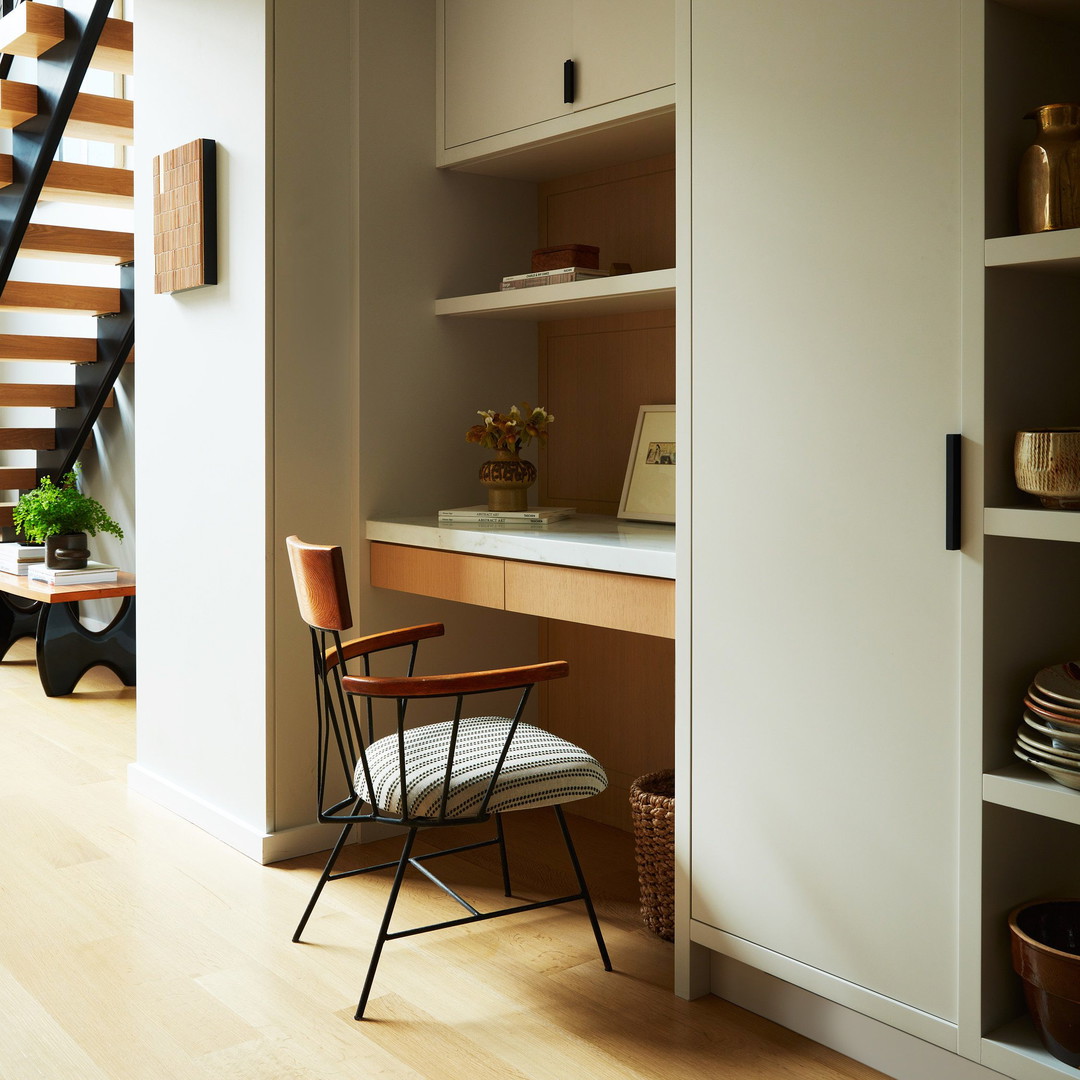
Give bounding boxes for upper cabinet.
[438,0,676,179]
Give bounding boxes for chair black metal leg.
[554,805,612,971]
[355,827,417,1020]
[495,812,512,897]
[293,820,356,943]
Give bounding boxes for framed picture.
[618,404,676,523]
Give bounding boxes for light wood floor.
[0,639,890,1080]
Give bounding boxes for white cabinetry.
[438,0,675,176]
[685,0,964,1046]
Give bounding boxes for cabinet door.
[571,0,675,112]
[689,0,961,1026]
[442,0,572,149]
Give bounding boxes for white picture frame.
[618,404,676,523]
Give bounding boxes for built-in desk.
[365,515,675,639]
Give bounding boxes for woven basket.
[629,769,675,941]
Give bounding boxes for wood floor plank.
[0,638,890,1080]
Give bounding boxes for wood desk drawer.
[504,561,674,639]
[369,543,504,609]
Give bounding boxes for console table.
[0,572,136,696]
[365,516,674,639]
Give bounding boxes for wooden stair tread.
[0,503,13,528]
[42,161,132,207]
[0,282,121,316]
[19,224,133,264]
[0,80,37,128]
[90,18,133,77]
[0,334,97,363]
[66,91,132,145]
[0,384,76,408]
[0,468,39,490]
[0,3,65,60]
[0,428,55,451]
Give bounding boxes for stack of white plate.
[1015,662,1080,790]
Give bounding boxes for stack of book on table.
[28,560,118,586]
[499,267,607,291]
[0,542,45,576]
[438,506,576,528]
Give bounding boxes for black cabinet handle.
[946,433,961,551]
[564,59,575,103]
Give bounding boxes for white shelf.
[365,513,675,579]
[985,507,1080,544]
[434,268,675,321]
[984,764,1080,826]
[985,230,1080,272]
[983,1016,1080,1080]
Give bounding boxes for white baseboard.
[127,763,401,864]
[709,953,1007,1080]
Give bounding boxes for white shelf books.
[438,505,576,527]
[28,560,118,586]
[0,542,45,576]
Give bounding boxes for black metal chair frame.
[294,620,611,1020]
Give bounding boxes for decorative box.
[531,244,600,272]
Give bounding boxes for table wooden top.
[0,570,135,604]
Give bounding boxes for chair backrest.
[286,535,352,632]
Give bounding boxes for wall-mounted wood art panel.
[152,138,217,294]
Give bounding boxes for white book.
[500,267,608,290]
[28,560,118,585]
[0,561,31,576]
[438,505,575,522]
[0,542,45,563]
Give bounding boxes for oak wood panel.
[0,642,890,1080]
[0,383,75,407]
[21,223,134,263]
[0,2,65,59]
[0,467,38,489]
[539,309,675,514]
[0,281,120,316]
[43,161,133,207]
[0,153,10,188]
[504,560,674,639]
[538,154,676,273]
[90,17,134,76]
[66,91,133,145]
[0,334,96,362]
[539,620,675,829]
[0,570,134,603]
[0,501,11,526]
[0,79,38,128]
[370,541,505,609]
[0,427,54,451]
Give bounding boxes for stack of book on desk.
[28,560,118,586]
[0,542,44,576]
[438,506,576,528]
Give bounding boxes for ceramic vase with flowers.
[466,403,554,512]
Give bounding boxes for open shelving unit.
[968,0,1080,1076]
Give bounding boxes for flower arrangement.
[465,403,555,455]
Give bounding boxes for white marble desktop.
[365,513,675,579]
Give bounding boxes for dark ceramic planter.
[45,532,90,570]
[1010,899,1080,1067]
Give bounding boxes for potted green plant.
[13,467,124,570]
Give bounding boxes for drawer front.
[369,543,504,609]
[504,560,673,638]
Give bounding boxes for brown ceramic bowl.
[1009,899,1080,1066]
[1015,429,1080,509]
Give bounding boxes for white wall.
[130,0,272,854]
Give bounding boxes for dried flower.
[466,403,554,453]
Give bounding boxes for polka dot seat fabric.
[355,716,608,820]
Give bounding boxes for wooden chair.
[285,536,612,1019]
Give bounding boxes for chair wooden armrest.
[325,622,445,669]
[342,660,569,698]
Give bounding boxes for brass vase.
[478,449,536,512]
[1019,103,1080,233]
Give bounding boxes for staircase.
[0,0,133,539]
